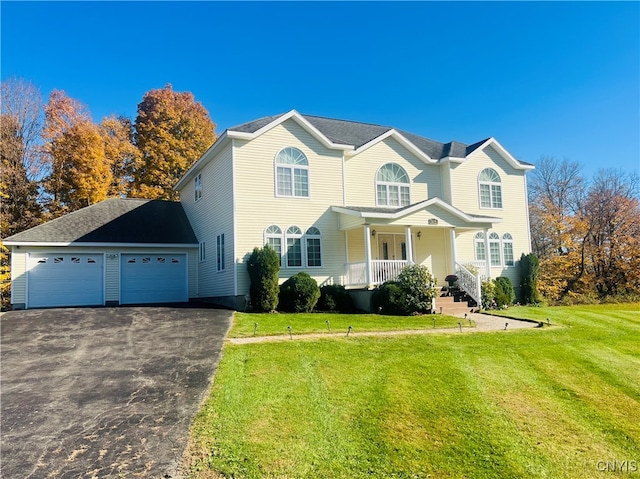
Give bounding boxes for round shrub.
[278,272,320,313]
[396,264,437,314]
[372,281,407,315]
[481,279,496,309]
[494,276,516,308]
[317,284,355,312]
[246,245,280,312]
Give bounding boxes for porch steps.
[435,292,478,316]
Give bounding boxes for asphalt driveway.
[1,306,232,478]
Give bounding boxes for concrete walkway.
[227,313,541,345]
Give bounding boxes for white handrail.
[455,261,482,306]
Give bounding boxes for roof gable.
[4,198,198,245]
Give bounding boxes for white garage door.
[120,254,188,304]
[27,253,104,308]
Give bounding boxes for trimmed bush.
[372,281,407,315]
[317,284,355,312]
[519,253,540,305]
[246,246,280,312]
[494,276,516,308]
[481,279,496,309]
[396,264,437,314]
[278,272,320,313]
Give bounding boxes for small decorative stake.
[433,318,436,328]
[326,320,331,332]
[468,318,472,326]
[504,322,509,330]
[546,318,550,326]
[346,326,352,337]
[439,306,443,314]
[458,322,462,333]
[464,313,468,320]
[253,322,258,336]
[288,325,292,339]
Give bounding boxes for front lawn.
[229,312,471,338]
[186,303,640,478]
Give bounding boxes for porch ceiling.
[332,198,501,230]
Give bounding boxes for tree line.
[1,77,216,238]
[528,157,639,303]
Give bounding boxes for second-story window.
[194,173,202,202]
[478,168,502,209]
[275,147,309,198]
[376,163,410,207]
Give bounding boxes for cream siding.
[10,246,196,308]
[10,248,27,305]
[179,143,235,298]
[345,137,442,207]
[234,119,346,293]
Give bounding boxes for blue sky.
[2,1,638,177]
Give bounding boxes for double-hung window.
[264,225,283,266]
[305,227,322,267]
[285,226,303,267]
[478,168,502,209]
[475,232,486,261]
[489,232,501,266]
[267,225,322,268]
[376,163,410,207]
[502,233,514,266]
[275,147,309,197]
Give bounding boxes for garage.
[120,253,188,304]
[27,253,104,308]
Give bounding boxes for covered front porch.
[332,199,500,306]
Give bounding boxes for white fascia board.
[468,137,535,171]
[333,199,501,224]
[346,129,435,164]
[439,156,465,165]
[4,241,199,248]
[227,109,353,152]
[174,131,230,191]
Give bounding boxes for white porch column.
[364,225,372,286]
[450,228,457,273]
[483,227,491,279]
[404,226,413,264]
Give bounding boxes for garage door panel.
[28,254,104,308]
[120,254,187,304]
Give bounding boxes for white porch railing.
[455,261,482,306]
[459,260,487,279]
[346,260,409,286]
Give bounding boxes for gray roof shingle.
[4,198,198,244]
[229,112,490,160]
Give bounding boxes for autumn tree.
[0,78,43,236]
[132,85,216,200]
[100,116,139,197]
[42,90,113,215]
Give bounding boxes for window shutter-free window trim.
[489,232,501,266]
[305,227,322,268]
[274,147,309,198]
[474,232,486,261]
[264,225,283,266]
[502,233,515,266]
[199,241,206,262]
[285,226,303,268]
[376,163,410,207]
[478,168,502,209]
[217,234,225,271]
[194,173,202,202]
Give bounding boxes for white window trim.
[194,173,202,202]
[375,163,411,207]
[264,225,284,267]
[488,232,502,267]
[199,241,206,263]
[305,227,323,268]
[216,234,225,272]
[502,233,515,266]
[478,168,502,210]
[274,147,310,198]
[284,225,304,269]
[474,232,486,261]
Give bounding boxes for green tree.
[247,246,280,312]
[132,85,216,200]
[519,253,540,304]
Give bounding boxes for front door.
[377,234,407,261]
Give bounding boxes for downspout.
[232,138,238,298]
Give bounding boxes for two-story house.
[5,110,534,310]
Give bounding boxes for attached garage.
[5,198,199,310]
[27,253,104,308]
[121,254,188,304]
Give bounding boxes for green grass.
[229,312,471,338]
[186,303,640,479]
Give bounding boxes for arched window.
[475,232,486,261]
[305,227,322,267]
[275,147,309,197]
[489,232,501,266]
[502,233,514,266]
[264,225,283,266]
[478,168,502,209]
[285,226,303,267]
[376,163,410,207]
